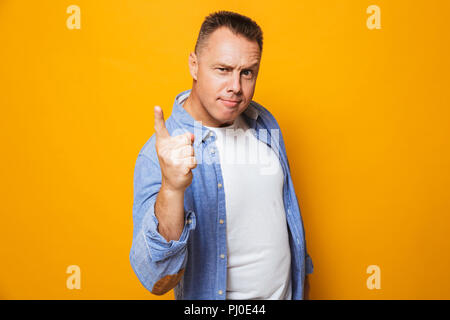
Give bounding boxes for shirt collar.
[171,89,260,147]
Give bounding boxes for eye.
[217,67,227,72]
[242,70,253,77]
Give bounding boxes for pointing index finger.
[154,105,170,139]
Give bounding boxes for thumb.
[154,106,170,139]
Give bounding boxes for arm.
[129,152,196,295]
[130,106,198,295]
[156,183,186,242]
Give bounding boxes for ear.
[188,52,198,81]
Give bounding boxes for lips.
[220,98,241,108]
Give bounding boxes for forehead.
[201,27,261,66]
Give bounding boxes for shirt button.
[220,254,225,259]
[219,219,224,224]
[218,290,223,295]
[187,219,192,224]
[210,148,215,154]
[218,183,222,188]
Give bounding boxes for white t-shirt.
[204,113,292,300]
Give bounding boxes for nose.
[227,71,242,95]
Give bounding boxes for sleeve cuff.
[305,253,314,275]
[144,207,196,263]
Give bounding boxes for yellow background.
[1,0,449,299]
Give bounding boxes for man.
[130,10,313,300]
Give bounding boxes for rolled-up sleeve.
[144,207,196,263]
[130,147,196,295]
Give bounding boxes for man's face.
[190,27,261,126]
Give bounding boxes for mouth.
[219,98,241,108]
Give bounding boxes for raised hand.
[154,105,197,192]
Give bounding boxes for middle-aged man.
[130,10,314,300]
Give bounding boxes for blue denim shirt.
[130,89,314,300]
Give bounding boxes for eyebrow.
[212,62,259,70]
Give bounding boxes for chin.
[220,110,237,121]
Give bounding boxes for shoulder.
[249,99,282,130]
[249,99,289,155]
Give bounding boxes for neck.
[183,87,233,128]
